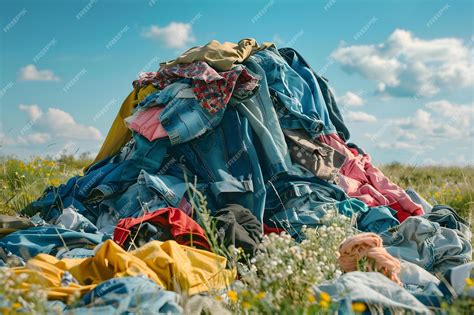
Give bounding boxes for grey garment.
[313,271,431,315]
[406,187,433,213]
[424,205,471,240]
[380,216,472,273]
[283,129,345,182]
[55,206,98,233]
[399,260,443,296]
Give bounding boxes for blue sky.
[0,0,473,166]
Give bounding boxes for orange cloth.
[12,240,235,300]
[338,232,401,284]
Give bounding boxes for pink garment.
[338,232,402,285]
[125,107,168,141]
[318,134,423,222]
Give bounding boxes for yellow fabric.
[160,38,274,72]
[89,85,158,166]
[12,240,235,301]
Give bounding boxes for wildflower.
[12,302,22,310]
[352,302,367,313]
[307,294,316,304]
[242,301,252,310]
[320,291,331,302]
[256,292,266,299]
[319,300,329,309]
[227,290,238,303]
[465,278,474,287]
[214,295,222,302]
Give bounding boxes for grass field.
[0,156,472,313]
[1,155,472,223]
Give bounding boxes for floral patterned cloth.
[133,61,259,114]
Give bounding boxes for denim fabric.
[169,107,263,220]
[95,170,190,233]
[278,48,336,135]
[64,276,182,315]
[231,57,293,177]
[406,187,433,213]
[24,134,170,224]
[380,216,472,273]
[444,262,474,297]
[159,81,225,145]
[134,81,189,111]
[0,226,107,260]
[263,174,349,239]
[313,271,431,314]
[399,260,442,295]
[357,206,400,234]
[424,205,471,239]
[251,48,325,138]
[56,247,96,259]
[278,48,350,141]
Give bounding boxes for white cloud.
[142,22,195,49]
[346,111,377,123]
[18,104,102,141]
[374,100,473,153]
[337,91,365,106]
[19,64,59,81]
[331,29,473,98]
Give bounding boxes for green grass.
[380,162,474,225]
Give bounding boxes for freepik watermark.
[63,69,87,93]
[33,38,57,63]
[105,25,130,49]
[3,8,27,33]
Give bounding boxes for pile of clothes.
[0,39,472,314]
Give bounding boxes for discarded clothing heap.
[0,38,471,313]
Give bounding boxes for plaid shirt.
[133,61,259,114]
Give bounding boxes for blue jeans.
[278,47,336,135]
[0,226,107,260]
[279,47,350,141]
[158,82,225,145]
[262,174,349,239]
[357,206,400,234]
[168,107,264,221]
[380,216,472,273]
[232,58,294,178]
[64,276,182,315]
[24,134,170,223]
[251,48,325,139]
[313,271,431,314]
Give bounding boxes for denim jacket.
[279,47,350,141]
[251,48,325,138]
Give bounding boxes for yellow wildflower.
[256,291,266,300]
[352,302,367,313]
[227,290,238,303]
[465,278,474,287]
[307,294,316,304]
[214,295,222,302]
[319,300,329,309]
[320,291,331,302]
[12,302,22,309]
[242,301,252,310]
